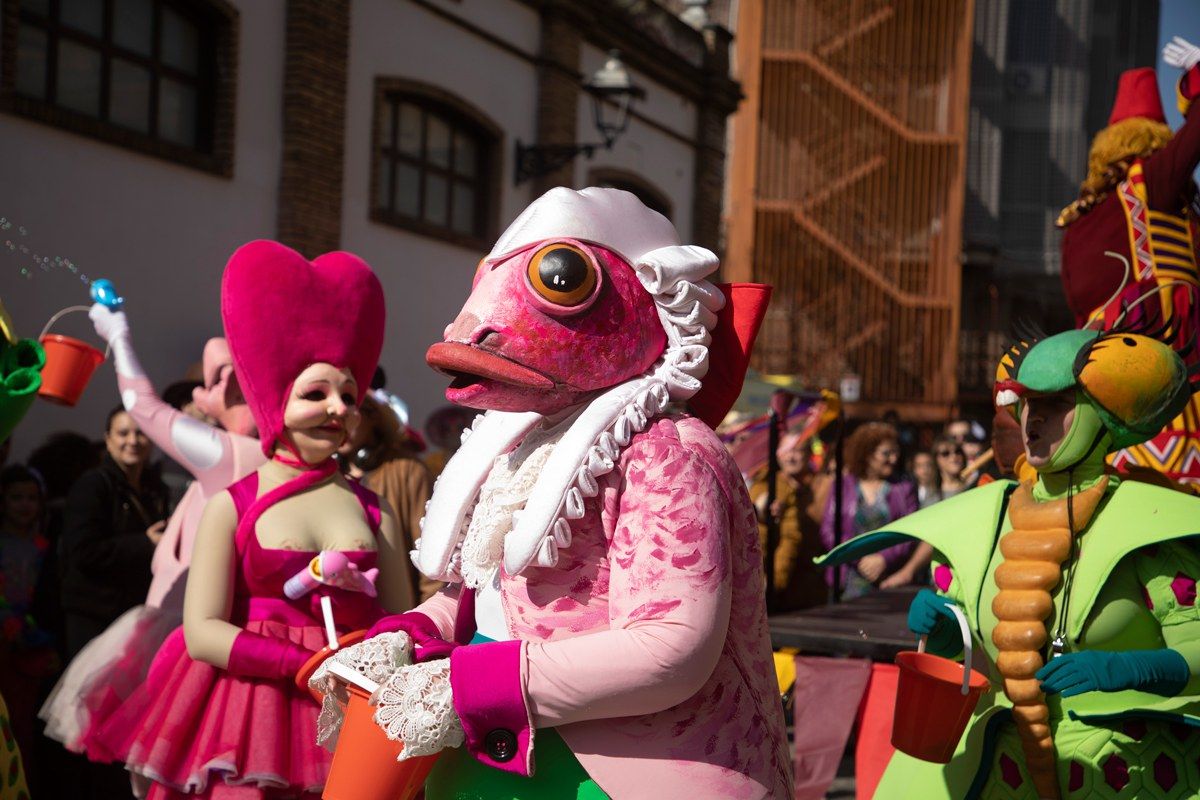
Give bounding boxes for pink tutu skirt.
[91,620,331,798]
[40,603,181,754]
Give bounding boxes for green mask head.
[994,325,1195,474]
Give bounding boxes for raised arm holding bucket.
[39,291,269,760]
[819,320,1200,800]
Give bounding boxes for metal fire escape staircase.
[742,0,972,411]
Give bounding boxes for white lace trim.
[411,245,723,580]
[310,631,413,750]
[458,422,564,589]
[412,411,540,582]
[373,659,465,760]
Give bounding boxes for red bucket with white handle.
[37,306,107,406]
[891,602,990,763]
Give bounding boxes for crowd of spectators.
[746,411,998,610]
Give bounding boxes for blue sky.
[1157,0,1200,129]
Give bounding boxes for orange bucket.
[294,629,367,702]
[891,603,990,763]
[37,307,106,407]
[323,680,440,800]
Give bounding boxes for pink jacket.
[119,374,263,609]
[414,416,792,799]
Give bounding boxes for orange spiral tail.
[991,479,1108,800]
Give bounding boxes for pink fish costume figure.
[40,314,263,755]
[87,241,398,799]
[317,188,792,799]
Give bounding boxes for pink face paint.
[429,241,667,415]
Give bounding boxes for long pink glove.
[366,612,458,663]
[226,631,316,679]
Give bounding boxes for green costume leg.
[984,716,1200,799]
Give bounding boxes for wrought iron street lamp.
[514,50,645,184]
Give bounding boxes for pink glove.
[226,630,316,679]
[366,612,458,663]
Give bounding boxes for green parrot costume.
[0,300,45,446]
[820,320,1200,799]
[0,338,44,446]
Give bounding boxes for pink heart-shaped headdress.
[220,240,386,456]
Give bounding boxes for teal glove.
[1036,649,1190,698]
[907,589,962,658]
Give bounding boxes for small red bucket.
[322,668,440,800]
[891,603,989,763]
[37,307,106,407]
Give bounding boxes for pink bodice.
[225,473,383,632]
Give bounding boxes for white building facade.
[0,0,738,459]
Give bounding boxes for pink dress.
[40,373,264,753]
[89,473,385,799]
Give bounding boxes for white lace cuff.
[310,631,414,749]
[373,659,465,760]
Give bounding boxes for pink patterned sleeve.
[522,438,733,727]
[117,374,256,495]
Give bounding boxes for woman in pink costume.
[41,312,263,755]
[92,240,405,799]
[317,189,791,799]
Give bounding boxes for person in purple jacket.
[820,422,918,597]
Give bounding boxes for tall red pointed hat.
[1109,67,1166,125]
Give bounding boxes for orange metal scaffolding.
[726,0,975,421]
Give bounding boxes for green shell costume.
[0,692,29,800]
[821,322,1200,799]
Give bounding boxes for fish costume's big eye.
[526,243,598,308]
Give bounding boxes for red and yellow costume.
[1058,65,1200,486]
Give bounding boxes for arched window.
[588,168,673,221]
[372,78,501,248]
[3,0,237,174]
